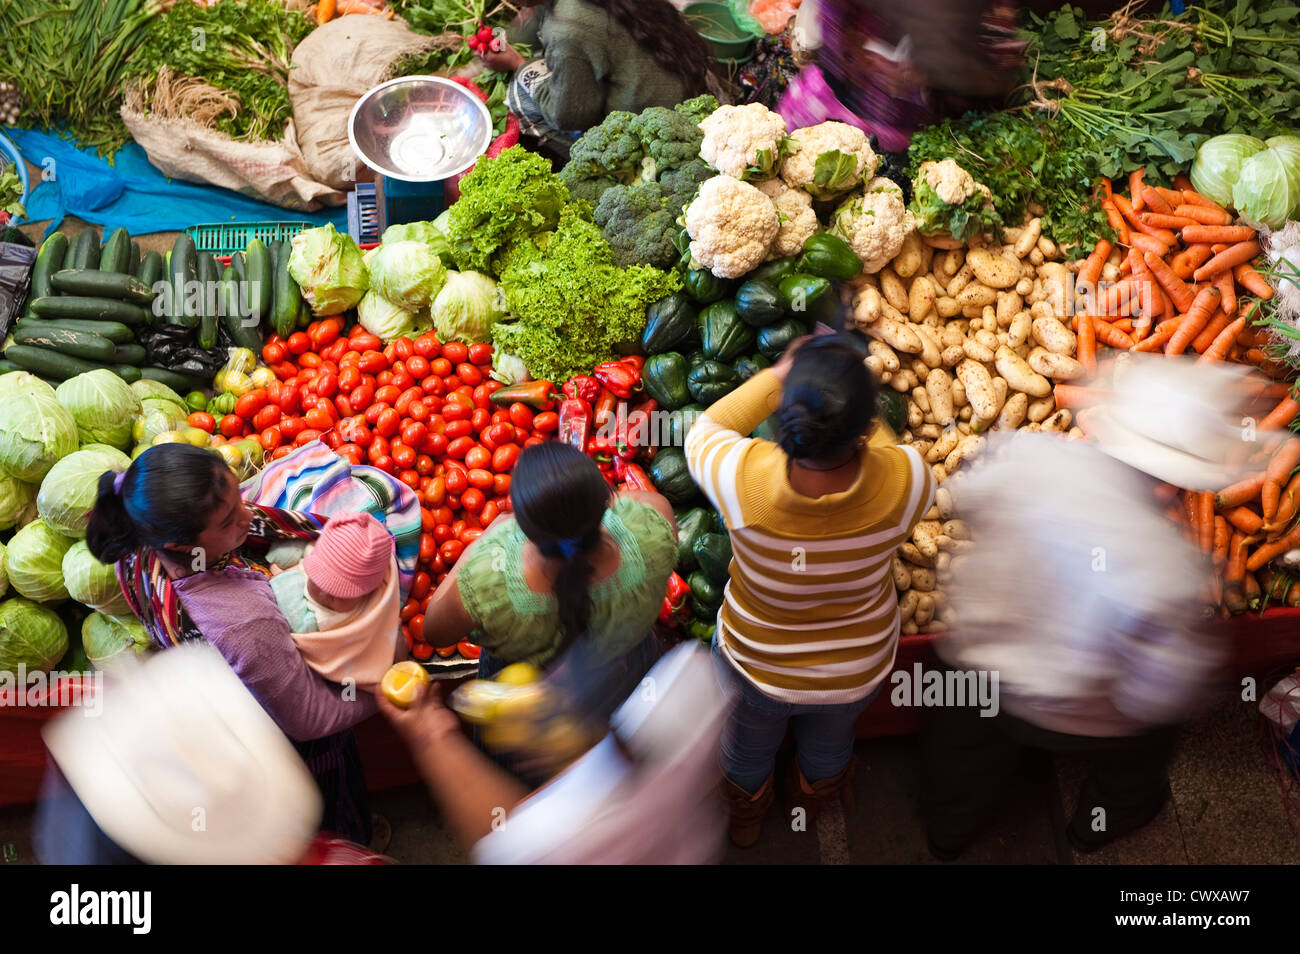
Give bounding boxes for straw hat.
[43,643,321,865]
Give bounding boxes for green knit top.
[457,496,677,667]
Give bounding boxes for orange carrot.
[1233,263,1274,300]
[1053,384,1101,409]
[1197,315,1247,363]
[1142,186,1173,214]
[1115,193,1175,244]
[1172,244,1214,279]
[1263,479,1282,520]
[1192,310,1232,353]
[1143,251,1195,311]
[1269,471,1300,532]
[1129,170,1145,210]
[1128,248,1158,319]
[1180,225,1256,244]
[1173,175,1196,192]
[1225,532,1251,582]
[1097,276,1136,315]
[1198,491,1215,552]
[1166,285,1221,355]
[1077,240,1112,291]
[1135,321,1176,352]
[1225,506,1263,534]
[1216,267,1237,316]
[1102,199,1130,245]
[1097,177,1113,200]
[1217,473,1267,509]
[1265,437,1300,485]
[1128,233,1171,258]
[1194,241,1261,283]
[1142,213,1198,229]
[1153,186,1185,207]
[1213,515,1231,565]
[1261,395,1300,430]
[1093,319,1136,349]
[1175,204,1234,226]
[317,0,337,23]
[1246,520,1300,571]
[1077,314,1097,373]
[1179,188,1225,210]
[1113,318,1136,334]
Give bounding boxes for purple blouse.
[172,566,376,741]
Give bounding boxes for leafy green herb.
[0,163,24,220]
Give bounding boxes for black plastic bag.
[0,241,37,343]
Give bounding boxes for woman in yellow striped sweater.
[685,334,935,847]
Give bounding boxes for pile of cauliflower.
[682,103,917,279]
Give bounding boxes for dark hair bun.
[776,335,878,462]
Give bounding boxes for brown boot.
[788,756,857,822]
[723,774,775,848]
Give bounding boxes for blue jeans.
[711,637,881,794]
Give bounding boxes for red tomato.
[406,355,430,380]
[443,375,461,391]
[532,411,559,433]
[294,428,323,446]
[491,410,510,426]
[446,493,461,511]
[434,505,454,525]
[383,343,399,365]
[367,435,390,460]
[485,423,515,447]
[456,363,483,387]
[464,446,491,471]
[425,476,446,507]
[187,412,215,434]
[406,615,425,646]
[439,539,465,564]
[375,408,400,438]
[249,404,278,432]
[480,500,500,525]
[392,442,416,470]
[400,420,428,448]
[492,473,511,496]
[430,357,452,377]
[400,599,419,623]
[394,337,414,361]
[363,402,390,426]
[422,376,446,397]
[390,371,414,391]
[262,342,286,364]
[271,360,299,380]
[233,389,269,419]
[323,430,343,451]
[492,444,520,472]
[395,387,423,416]
[524,435,545,448]
[390,359,406,379]
[358,350,388,374]
[349,384,374,412]
[446,435,475,459]
[433,523,453,544]
[457,640,482,660]
[286,332,311,355]
[271,383,301,415]
[471,385,492,410]
[338,417,370,445]
[338,366,361,392]
[219,414,244,438]
[461,528,483,545]
[434,644,457,659]
[279,416,306,440]
[304,407,333,431]
[272,446,294,461]
[298,353,322,371]
[426,433,449,457]
[352,332,383,354]
[399,469,420,490]
[376,370,394,387]
[482,380,503,397]
[406,401,430,422]
[442,402,471,424]
[255,425,282,451]
[442,342,468,365]
[513,426,530,445]
[460,488,485,514]
[467,468,494,490]
[323,339,349,365]
[337,443,363,466]
[445,469,468,494]
[419,533,437,562]
[468,342,493,365]
[444,419,473,440]
[374,384,401,406]
[508,403,534,429]
[414,334,441,359]
[467,408,488,433]
[412,642,435,662]
[416,454,435,477]
[309,318,342,349]
[315,372,339,399]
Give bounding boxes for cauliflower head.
[864,176,904,198]
[684,175,780,278]
[919,158,979,205]
[911,158,1001,242]
[699,104,790,181]
[779,121,878,199]
[829,190,915,274]
[756,179,819,259]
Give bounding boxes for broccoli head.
[675,94,721,127]
[560,164,620,206]
[631,106,705,180]
[566,111,646,183]
[593,182,682,270]
[659,158,712,212]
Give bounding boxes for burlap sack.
[289,16,449,191]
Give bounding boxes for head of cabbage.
[130,379,185,406]
[6,518,74,601]
[1234,136,1300,230]
[82,612,150,674]
[63,540,130,615]
[432,271,505,344]
[0,597,68,675]
[287,223,369,316]
[0,474,37,531]
[382,221,455,265]
[367,240,448,310]
[356,291,430,343]
[0,370,56,401]
[0,539,6,598]
[1190,134,1265,210]
[37,445,131,539]
[0,389,78,482]
[56,370,142,450]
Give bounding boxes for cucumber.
[128,241,141,277]
[69,229,100,270]
[142,366,208,393]
[3,344,105,380]
[230,250,246,283]
[17,318,134,343]
[100,227,131,273]
[111,343,147,365]
[245,239,272,326]
[0,358,22,374]
[221,265,262,353]
[30,233,69,303]
[62,236,78,270]
[112,364,143,384]
[297,295,311,329]
[29,296,151,326]
[197,252,219,349]
[169,233,198,328]
[272,236,299,338]
[13,324,116,361]
[50,269,155,305]
[136,250,164,300]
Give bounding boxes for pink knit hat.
[302,512,394,600]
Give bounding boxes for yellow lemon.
[496,662,542,686]
[448,680,508,724]
[380,661,430,709]
[481,719,536,751]
[493,684,554,722]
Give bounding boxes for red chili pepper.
[658,572,691,624]
[613,458,654,491]
[563,375,602,405]
[593,361,640,399]
[593,389,618,431]
[489,379,556,411]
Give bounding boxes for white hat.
[43,643,322,865]
[1078,354,1283,491]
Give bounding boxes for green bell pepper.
[687,360,741,405]
[688,570,723,619]
[642,352,691,410]
[797,233,863,281]
[647,447,699,504]
[700,300,756,364]
[675,506,713,572]
[694,532,733,586]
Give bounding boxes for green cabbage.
[287,223,369,316]
[63,541,130,616]
[488,349,528,385]
[1233,136,1300,230]
[37,445,131,538]
[0,371,56,401]
[432,270,504,344]
[367,240,448,310]
[0,539,6,597]
[0,389,78,482]
[356,291,427,343]
[55,369,142,450]
[0,598,68,675]
[5,519,73,602]
[1190,134,1265,210]
[381,221,455,265]
[82,612,150,673]
[130,379,185,405]
[0,474,37,531]
[132,406,188,447]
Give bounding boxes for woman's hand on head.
[376,681,461,749]
[770,334,815,382]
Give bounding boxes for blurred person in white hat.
[921,355,1262,859]
[34,643,387,865]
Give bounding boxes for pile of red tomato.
[209,318,559,660]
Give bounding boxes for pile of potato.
[851,215,1085,634]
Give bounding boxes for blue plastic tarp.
[7,128,346,237]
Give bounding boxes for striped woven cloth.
[241,441,421,604]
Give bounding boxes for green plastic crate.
[185,221,312,256]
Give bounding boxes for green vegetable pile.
[125,0,312,142]
[0,164,24,220]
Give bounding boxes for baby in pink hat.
[269,512,401,690]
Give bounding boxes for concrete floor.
[4,689,1296,865]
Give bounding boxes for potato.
[907,400,924,430]
[900,543,933,568]
[864,317,923,354]
[919,243,934,278]
[956,359,1000,420]
[913,595,935,628]
[924,505,941,521]
[1068,426,1085,440]
[1041,408,1073,432]
[946,262,975,297]
[916,325,943,370]
[1015,276,1034,296]
[910,357,931,380]
[940,345,965,367]
[1020,421,1042,433]
[899,589,921,620]
[996,291,1022,328]
[880,267,909,313]
[890,370,916,392]
[969,414,995,434]
[1037,235,1058,259]
[956,282,998,309]
[940,324,965,350]
[925,368,955,426]
[1013,217,1042,259]
[957,409,972,425]
[922,233,964,250]
[936,296,962,318]
[912,386,930,413]
[996,391,1028,430]
[913,521,943,558]
[852,285,883,326]
[908,274,937,323]
[910,568,937,592]
[966,247,1021,289]
[1028,348,1085,381]
[865,355,885,378]
[1031,316,1076,355]
[944,434,984,472]
[1029,248,1045,266]
[962,337,996,363]
[1101,262,1120,283]
[925,427,960,463]
[1027,395,1056,423]
[1029,300,1057,322]
[1007,311,1033,349]
[912,438,933,455]
[917,423,942,440]
[891,555,912,590]
[868,339,900,372]
[931,462,949,482]
[950,375,966,407]
[968,317,984,333]
[994,345,1052,398]
[893,231,924,279]
[942,519,970,541]
[935,486,954,520]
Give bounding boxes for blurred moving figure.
[35,644,385,865]
[923,357,1252,858]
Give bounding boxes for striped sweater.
[684,370,935,704]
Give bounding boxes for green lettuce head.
[0,539,6,597]
[1190,134,1265,210]
[0,474,37,531]
[367,240,448,310]
[432,271,505,344]
[1233,136,1300,230]
[37,445,131,539]
[129,379,185,406]
[0,598,68,675]
[287,223,369,316]
[381,221,455,265]
[0,371,56,401]
[356,291,426,343]
[56,369,142,450]
[82,612,151,674]
[0,389,78,482]
[63,541,130,616]
[5,518,73,602]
